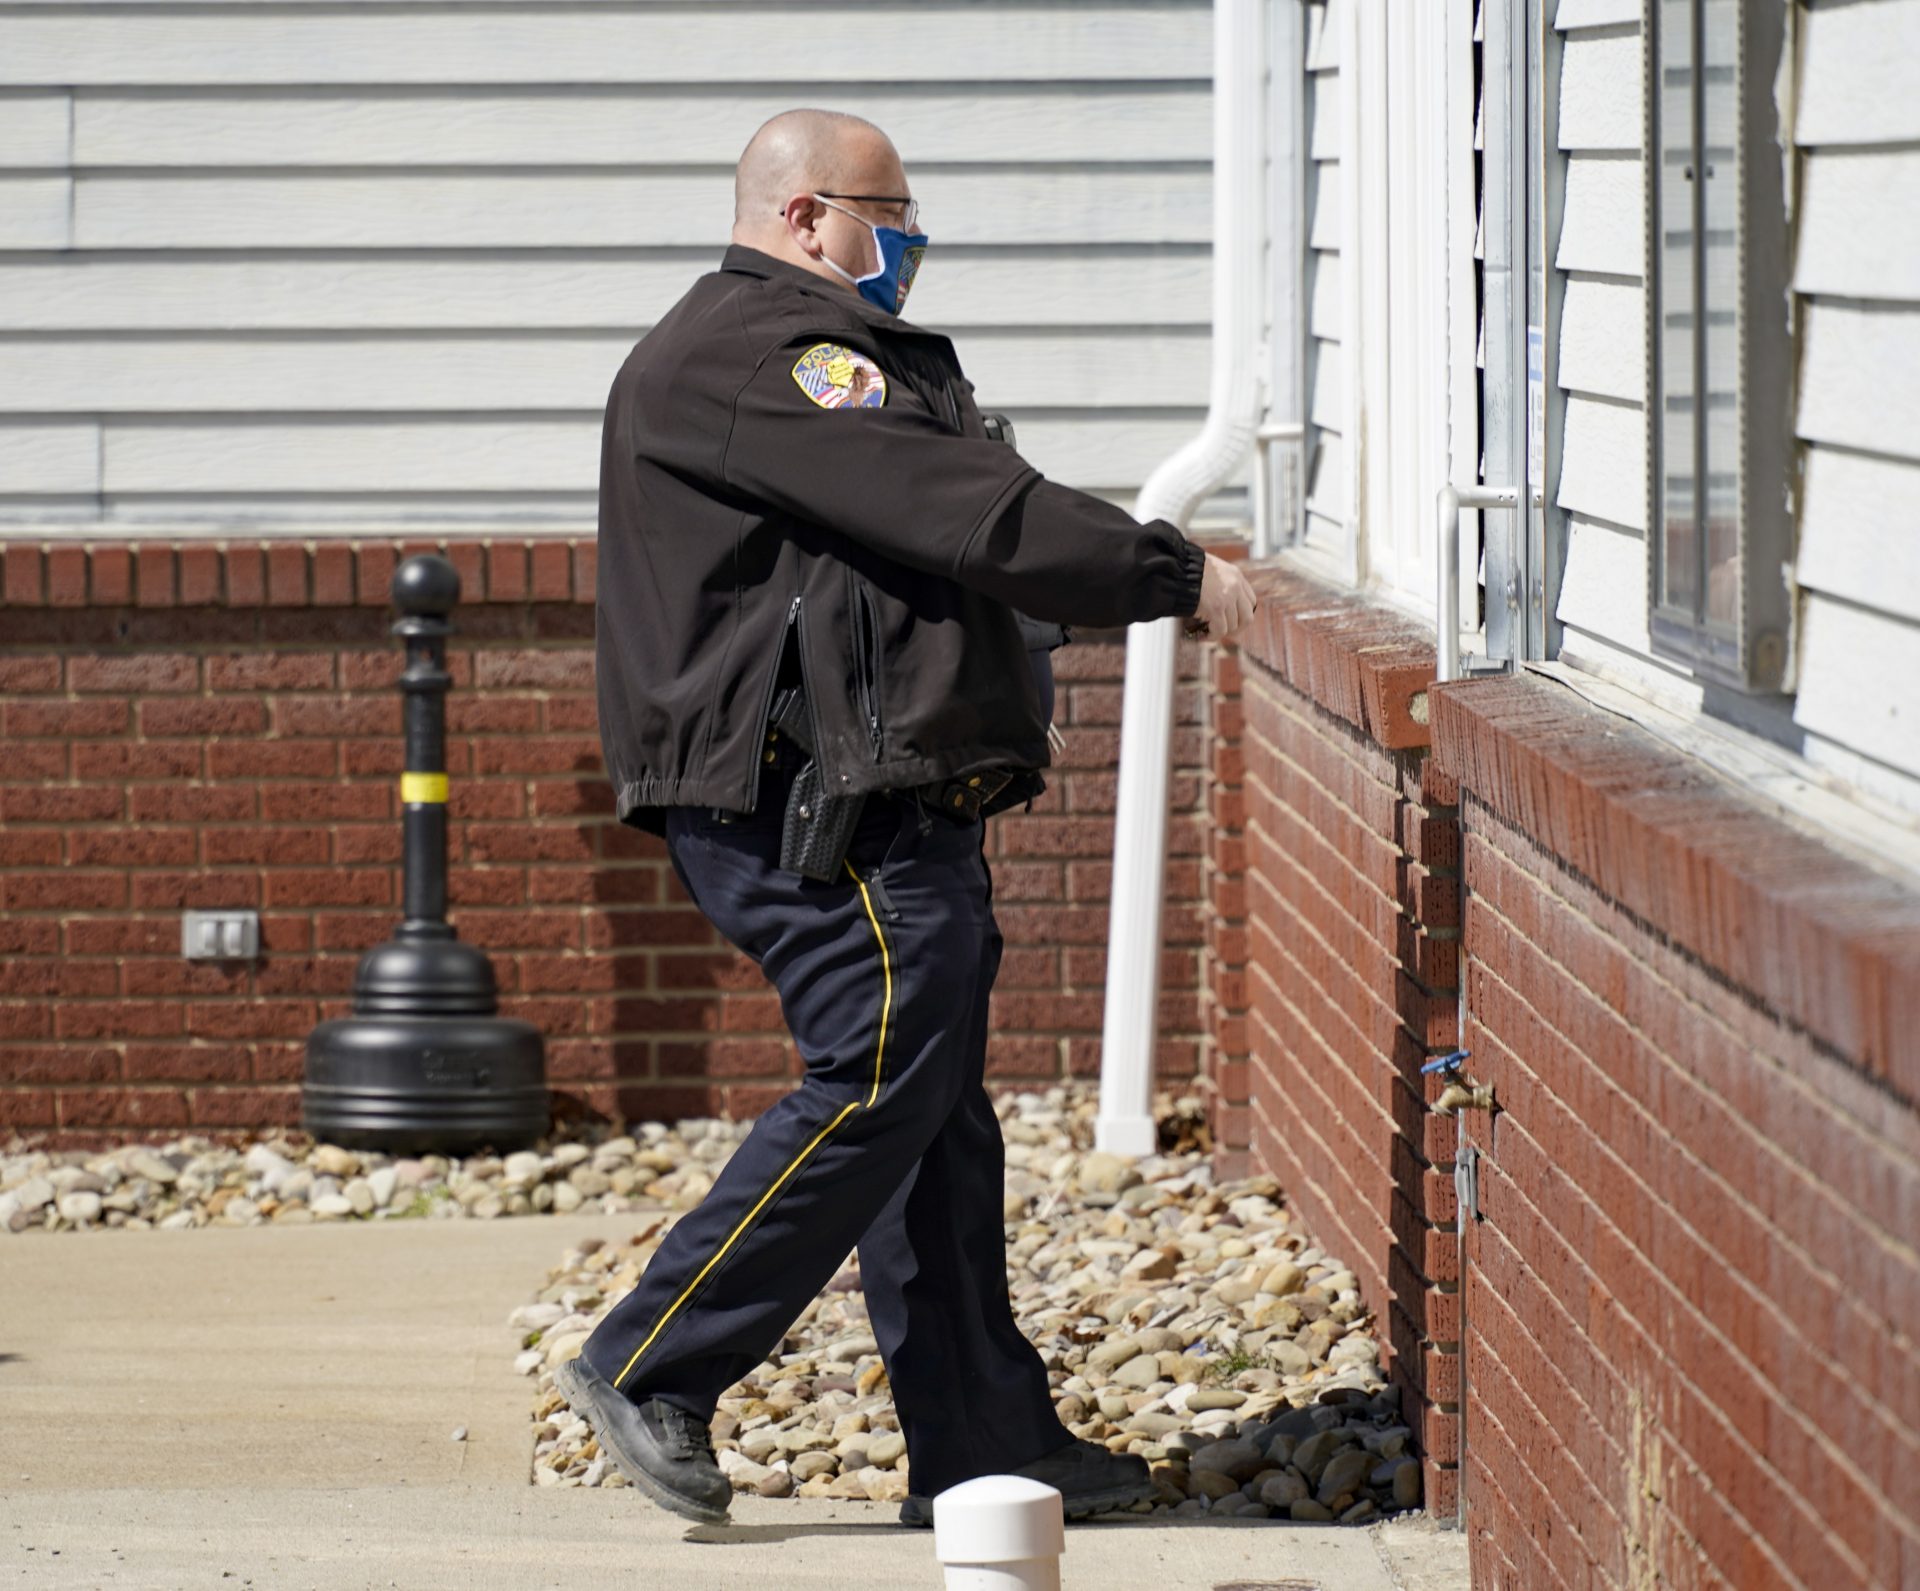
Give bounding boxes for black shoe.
[552,1354,731,1525]
[897,1438,1154,1529]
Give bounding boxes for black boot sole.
[552,1357,731,1526]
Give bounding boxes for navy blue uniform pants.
[578,769,1073,1498]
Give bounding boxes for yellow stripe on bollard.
[400,771,449,805]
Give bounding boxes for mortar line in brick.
[1250,673,1424,798]
[1467,1218,1633,1504]
[1244,759,1411,919]
[1245,770,1426,947]
[1245,867,1409,1048]
[1246,839,1448,1065]
[1244,1130,1379,1323]
[1463,1464,1574,1591]
[1470,1186,1630,1417]
[1244,882,1428,1128]
[1244,1013,1397,1212]
[1466,793,1920,1161]
[1465,1387,1622,1591]
[1465,1311,1631,1585]
[1459,789,1916,1111]
[1463,1479,1531,1590]
[1246,711,1413,859]
[1470,1295,1785,1591]
[1471,848,1920,1269]
[1656,1446,1801,1591]
[1463,1481,1529,1586]
[1249,968,1448,1217]
[1244,1005,1388,1255]
[1459,955,1912,1412]
[1244,925,1397,1120]
[1245,806,1405,956]
[1467,1013,1916,1559]
[1470,948,1920,1448]
[1471,887,1920,1302]
[1244,969,1404,1257]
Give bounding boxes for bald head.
[735,109,892,225]
[732,109,913,293]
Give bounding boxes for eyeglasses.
[811,192,921,234]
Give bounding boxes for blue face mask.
[815,196,928,316]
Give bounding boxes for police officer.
[562,108,1259,1529]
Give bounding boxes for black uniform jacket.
[595,243,1206,835]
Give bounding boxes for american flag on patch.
[791,343,889,410]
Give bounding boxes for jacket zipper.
[852,578,883,758]
[747,595,802,811]
[789,596,831,777]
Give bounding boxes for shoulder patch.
[790,343,888,410]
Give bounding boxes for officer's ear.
[782,195,830,261]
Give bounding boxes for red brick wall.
[1222,567,1920,1566]
[0,536,1212,1144]
[1434,675,1920,1591]
[1200,638,1252,1174]
[1219,566,1466,1517]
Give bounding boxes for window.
[1646,0,1793,691]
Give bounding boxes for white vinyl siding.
[69,173,1210,251]
[0,7,1204,85]
[1789,0,1920,785]
[1301,0,1350,555]
[0,1,1211,528]
[1548,2,1669,674]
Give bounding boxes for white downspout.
[1096,0,1270,1156]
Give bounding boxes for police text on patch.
[790,343,889,410]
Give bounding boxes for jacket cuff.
[1172,534,1206,618]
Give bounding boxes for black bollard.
[302,554,547,1154]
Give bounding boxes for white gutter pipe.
[1096,0,1269,1156]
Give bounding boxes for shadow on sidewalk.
[680,1515,1313,1545]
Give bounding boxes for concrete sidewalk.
[0,1216,1468,1590]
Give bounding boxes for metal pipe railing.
[1436,484,1519,682]
[1250,420,1304,559]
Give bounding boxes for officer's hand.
[1189,552,1259,641]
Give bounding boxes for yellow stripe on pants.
[610,863,893,1392]
[845,861,894,1106]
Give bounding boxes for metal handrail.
[1436,484,1519,682]
[1250,420,1304,558]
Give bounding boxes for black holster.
[767,687,865,882]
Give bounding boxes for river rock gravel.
[512,1086,1419,1522]
[1,1119,740,1233]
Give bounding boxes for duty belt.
[927,767,1015,822]
[739,686,999,882]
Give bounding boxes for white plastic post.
[932,1475,1066,1591]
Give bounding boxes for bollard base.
[940,1570,1062,1591]
[933,1475,1065,1591]
[303,1012,547,1155]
